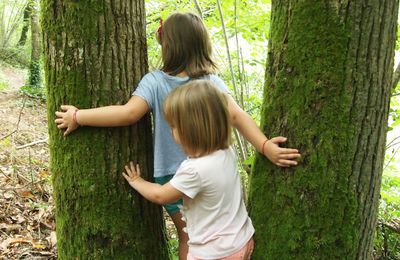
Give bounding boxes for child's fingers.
[136,164,141,176]
[279,153,301,159]
[60,105,74,112]
[55,111,64,118]
[280,148,300,154]
[57,123,66,129]
[276,162,290,167]
[122,172,130,181]
[64,127,72,136]
[125,165,132,175]
[278,159,298,166]
[269,136,287,144]
[129,162,138,176]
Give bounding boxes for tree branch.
[392,62,400,90]
[192,0,203,18]
[217,0,239,101]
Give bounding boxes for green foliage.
[167,237,179,260]
[0,0,27,47]
[0,69,9,90]
[0,81,7,90]
[28,60,42,87]
[380,172,400,219]
[0,0,31,67]
[0,136,11,148]
[18,58,45,99]
[20,84,46,99]
[389,90,400,131]
[0,46,30,67]
[374,170,400,259]
[374,85,400,258]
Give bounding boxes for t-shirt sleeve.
[132,73,157,109]
[209,74,230,94]
[170,161,201,199]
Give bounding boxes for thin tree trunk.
[248,1,398,259]
[216,0,238,101]
[17,1,32,47]
[41,0,169,258]
[29,0,41,87]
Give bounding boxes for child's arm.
[122,162,184,205]
[227,96,301,167]
[54,96,149,136]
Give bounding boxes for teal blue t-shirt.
[132,70,229,178]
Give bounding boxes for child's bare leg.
[170,212,189,260]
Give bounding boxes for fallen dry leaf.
[47,231,57,247]
[17,190,35,199]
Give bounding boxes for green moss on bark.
[248,2,385,259]
[42,0,169,258]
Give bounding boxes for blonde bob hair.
[163,80,231,156]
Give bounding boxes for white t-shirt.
[170,147,254,259]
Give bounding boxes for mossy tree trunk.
[17,0,32,47]
[41,1,169,259]
[29,0,41,87]
[248,1,398,259]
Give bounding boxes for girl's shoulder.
[138,70,168,87]
[205,74,229,93]
[142,70,164,81]
[205,73,224,81]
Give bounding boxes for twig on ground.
[0,167,13,181]
[0,130,17,141]
[0,95,27,142]
[16,137,48,150]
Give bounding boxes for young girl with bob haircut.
[55,12,300,258]
[123,80,254,260]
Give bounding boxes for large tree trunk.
[248,1,398,259]
[41,1,169,259]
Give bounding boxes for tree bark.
[29,0,41,87]
[41,0,169,259]
[17,1,32,47]
[248,1,398,259]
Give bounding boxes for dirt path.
[0,65,55,259]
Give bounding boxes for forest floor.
[0,64,177,259]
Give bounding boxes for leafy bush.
[374,170,400,259]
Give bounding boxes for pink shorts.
[187,237,254,260]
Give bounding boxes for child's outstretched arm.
[55,96,149,136]
[122,162,184,204]
[227,96,301,167]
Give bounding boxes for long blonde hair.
[159,13,217,78]
[163,80,231,156]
